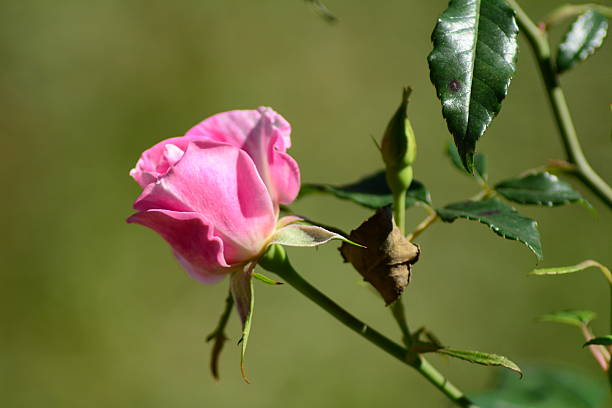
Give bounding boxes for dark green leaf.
[472,364,608,408]
[584,335,612,347]
[556,10,608,74]
[495,172,586,206]
[447,142,487,180]
[428,0,518,172]
[436,348,522,376]
[299,170,431,209]
[539,309,596,327]
[436,199,543,260]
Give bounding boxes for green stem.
[390,190,414,346]
[507,0,612,208]
[260,246,478,408]
[393,191,407,236]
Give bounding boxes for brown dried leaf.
[340,206,420,305]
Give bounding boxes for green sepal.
[436,198,543,261]
[205,291,234,381]
[252,272,283,286]
[229,264,256,383]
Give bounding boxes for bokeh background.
[1,1,611,406]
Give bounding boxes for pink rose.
[127,107,301,284]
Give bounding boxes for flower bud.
[380,88,417,194]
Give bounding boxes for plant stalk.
[507,0,612,208]
[260,247,478,408]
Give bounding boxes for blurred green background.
[1,1,610,406]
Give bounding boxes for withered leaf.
[340,206,420,305]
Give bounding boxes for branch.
[507,0,612,208]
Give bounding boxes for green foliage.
[495,172,586,206]
[556,10,608,74]
[584,335,612,347]
[436,348,522,376]
[539,309,596,327]
[447,142,487,180]
[472,365,609,408]
[299,171,431,209]
[529,260,611,283]
[436,198,543,260]
[428,0,518,172]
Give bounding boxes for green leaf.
[447,142,487,180]
[436,348,522,376]
[556,10,608,74]
[539,309,596,327]
[472,364,608,408]
[436,198,543,260]
[495,172,587,206]
[529,259,612,283]
[299,170,431,209]
[428,0,518,172]
[229,265,256,383]
[584,335,612,347]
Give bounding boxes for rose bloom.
[127,108,300,284]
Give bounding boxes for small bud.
[381,88,417,194]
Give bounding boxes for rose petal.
[185,108,300,206]
[127,210,234,284]
[133,141,276,262]
[129,135,204,188]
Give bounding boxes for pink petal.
[133,141,276,262]
[129,135,204,188]
[185,108,300,206]
[127,210,234,285]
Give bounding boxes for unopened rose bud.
[381,88,417,195]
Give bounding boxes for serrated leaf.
[556,10,608,74]
[447,142,487,180]
[539,309,596,327]
[495,172,587,206]
[428,0,518,172]
[229,264,256,383]
[299,170,431,209]
[436,198,543,260]
[472,364,608,408]
[529,259,611,283]
[436,348,522,376]
[584,335,612,347]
